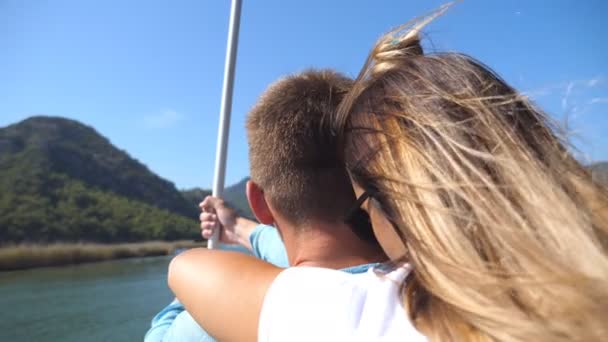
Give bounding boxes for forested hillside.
[0,116,246,243]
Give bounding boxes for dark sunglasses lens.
[347,208,379,244]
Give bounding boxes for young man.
[145,70,386,341]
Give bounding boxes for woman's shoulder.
[258,264,425,341]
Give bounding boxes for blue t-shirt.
[144,225,376,342]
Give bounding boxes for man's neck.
[277,220,387,269]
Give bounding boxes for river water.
[0,256,175,342]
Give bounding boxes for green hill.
[0,116,203,243]
[180,188,212,210]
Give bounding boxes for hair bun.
[369,2,455,75]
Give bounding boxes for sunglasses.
[344,190,379,244]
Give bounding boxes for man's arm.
[249,225,289,267]
[200,196,289,267]
[145,300,219,342]
[144,299,185,342]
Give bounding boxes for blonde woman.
[169,6,608,341]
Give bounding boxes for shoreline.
[0,240,205,271]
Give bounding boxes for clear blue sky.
[1,0,606,189]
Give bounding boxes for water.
[0,256,175,342]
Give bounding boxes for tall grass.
[0,240,204,271]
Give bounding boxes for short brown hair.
[247,69,354,224]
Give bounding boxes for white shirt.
[259,264,426,342]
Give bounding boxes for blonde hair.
[336,5,608,341]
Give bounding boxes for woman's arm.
[168,248,282,342]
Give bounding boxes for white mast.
[208,0,243,249]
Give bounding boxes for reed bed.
[0,240,203,271]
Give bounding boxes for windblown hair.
[336,5,608,341]
[247,69,355,224]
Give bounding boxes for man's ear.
[246,180,274,225]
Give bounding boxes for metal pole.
[208,0,243,249]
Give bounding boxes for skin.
[169,181,392,341]
[200,180,386,269]
[168,249,281,342]
[199,197,258,251]
[351,182,407,260]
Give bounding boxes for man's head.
[246,69,355,227]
